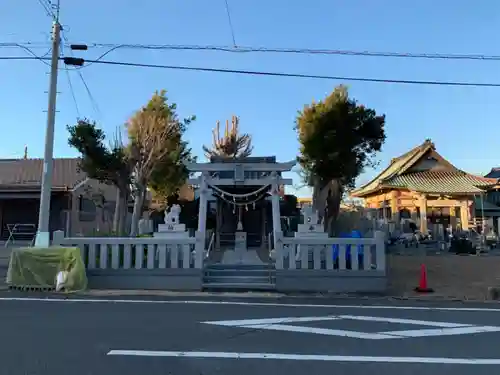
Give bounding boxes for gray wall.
[87,269,203,291]
[275,270,387,293]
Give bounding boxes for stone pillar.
[197,172,209,238]
[419,195,428,233]
[215,199,222,249]
[260,204,266,249]
[271,172,281,248]
[460,200,469,230]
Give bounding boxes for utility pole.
[35,16,61,247]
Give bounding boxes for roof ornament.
[424,138,435,149]
[23,145,28,159]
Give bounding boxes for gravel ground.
[387,253,500,300]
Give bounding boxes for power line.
[0,56,48,61]
[0,42,52,48]
[5,41,500,62]
[2,54,500,88]
[0,43,52,66]
[63,63,80,117]
[62,32,100,117]
[223,0,237,47]
[77,69,101,116]
[38,0,60,21]
[60,43,80,117]
[37,0,54,19]
[67,43,500,62]
[78,58,500,88]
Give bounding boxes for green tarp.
[6,247,88,292]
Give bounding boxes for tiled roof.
[351,139,499,197]
[473,197,500,212]
[382,171,498,194]
[0,158,85,190]
[485,167,500,179]
[351,139,437,196]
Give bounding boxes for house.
[350,139,499,233]
[0,158,118,239]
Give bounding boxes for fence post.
[52,230,64,246]
[374,230,386,272]
[194,231,204,269]
[274,231,284,269]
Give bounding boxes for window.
[78,196,96,222]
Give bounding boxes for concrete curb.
[67,289,498,303]
[0,287,497,303]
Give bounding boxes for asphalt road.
[2,296,500,374]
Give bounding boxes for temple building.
[350,139,499,233]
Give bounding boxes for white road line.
[204,315,500,339]
[204,316,341,326]
[1,297,500,312]
[384,326,500,338]
[242,323,396,339]
[106,350,500,364]
[338,315,470,327]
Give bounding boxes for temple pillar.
[418,195,428,233]
[382,200,388,222]
[460,199,469,230]
[390,191,399,223]
[450,206,458,232]
[271,172,281,248]
[197,172,209,238]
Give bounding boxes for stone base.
[297,224,324,233]
[235,232,247,255]
[158,223,185,232]
[153,231,189,239]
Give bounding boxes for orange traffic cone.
[414,264,434,293]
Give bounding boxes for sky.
[1,0,500,197]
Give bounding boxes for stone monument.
[154,204,191,265]
[154,204,188,239]
[294,204,328,262]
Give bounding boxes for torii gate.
[187,160,296,250]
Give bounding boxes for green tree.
[127,90,195,236]
[148,139,196,205]
[67,119,131,234]
[203,115,253,158]
[296,85,386,235]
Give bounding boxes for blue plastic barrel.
[333,231,364,262]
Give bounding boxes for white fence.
[274,231,386,272]
[52,230,205,270]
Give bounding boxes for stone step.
[203,262,276,291]
[205,263,274,270]
[202,282,276,291]
[205,268,274,278]
[204,275,275,284]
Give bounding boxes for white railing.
[52,230,205,269]
[274,231,386,272]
